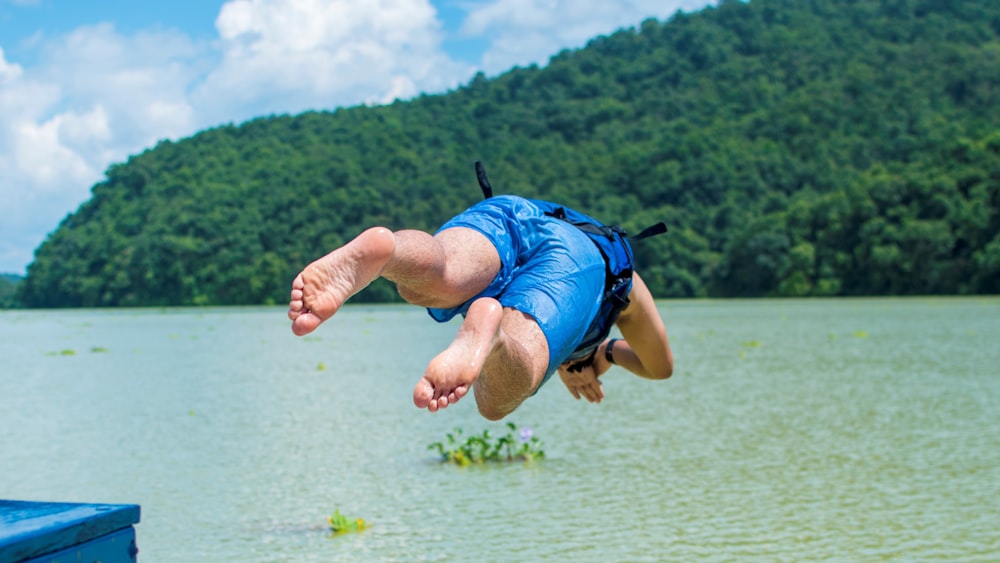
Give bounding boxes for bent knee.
[473,385,531,421]
[396,285,434,307]
[477,404,510,421]
[476,401,520,421]
[395,284,468,309]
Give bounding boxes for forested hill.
[16,0,1000,308]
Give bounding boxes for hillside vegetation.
[16,0,1000,308]
[0,275,20,309]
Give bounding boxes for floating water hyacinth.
[429,422,545,465]
[519,427,533,443]
[327,510,368,535]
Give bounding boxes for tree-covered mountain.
[0,274,21,309]
[16,0,1000,308]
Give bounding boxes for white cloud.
[34,23,204,147]
[0,47,23,81]
[194,0,474,120]
[464,0,715,74]
[12,109,103,188]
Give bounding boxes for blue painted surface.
[0,501,140,563]
[21,527,137,563]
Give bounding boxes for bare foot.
[288,227,395,336]
[414,297,503,412]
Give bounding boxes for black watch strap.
[605,338,619,364]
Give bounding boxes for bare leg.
[472,308,550,420]
[385,228,500,308]
[289,226,500,335]
[414,297,503,412]
[414,298,550,419]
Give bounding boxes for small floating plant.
[327,510,368,535]
[429,422,544,465]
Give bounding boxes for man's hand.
[558,341,613,403]
[557,363,604,402]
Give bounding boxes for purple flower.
[519,427,533,443]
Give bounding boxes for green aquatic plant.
[327,510,368,535]
[90,346,110,353]
[429,422,545,465]
[738,340,762,359]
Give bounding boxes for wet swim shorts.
[426,195,606,382]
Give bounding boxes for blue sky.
[0,0,715,275]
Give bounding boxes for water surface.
[1,298,998,561]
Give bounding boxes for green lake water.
[1,298,998,561]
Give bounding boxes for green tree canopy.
[17,0,1000,307]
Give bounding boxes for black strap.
[631,222,667,240]
[474,162,667,241]
[475,161,493,199]
[546,205,665,242]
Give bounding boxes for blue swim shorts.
[427,195,606,382]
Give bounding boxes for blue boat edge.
[0,500,141,563]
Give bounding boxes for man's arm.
[609,272,673,380]
[557,271,673,403]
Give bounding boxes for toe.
[413,378,433,408]
[291,314,320,336]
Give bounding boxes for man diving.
[288,165,674,420]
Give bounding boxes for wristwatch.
[605,338,619,364]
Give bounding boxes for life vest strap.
[632,222,667,240]
[475,161,494,199]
